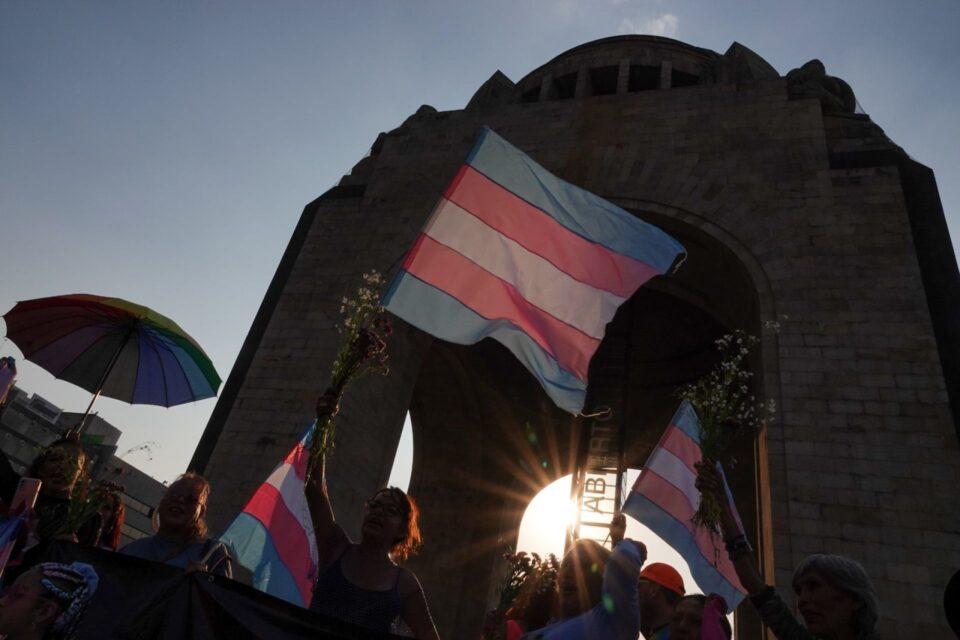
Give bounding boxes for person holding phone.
[0,436,101,546]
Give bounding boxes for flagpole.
[613,301,635,514]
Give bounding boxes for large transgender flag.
[382,127,685,413]
[623,401,747,608]
[220,424,318,607]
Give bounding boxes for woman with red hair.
[97,491,125,551]
[306,390,439,639]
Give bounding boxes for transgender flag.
[383,127,685,413]
[623,401,747,608]
[220,424,318,607]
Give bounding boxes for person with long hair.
[97,491,125,551]
[120,472,232,577]
[305,389,439,639]
[0,561,99,640]
[696,462,879,640]
[0,436,100,545]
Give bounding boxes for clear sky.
[2,1,958,485]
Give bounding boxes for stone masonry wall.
[196,38,960,638]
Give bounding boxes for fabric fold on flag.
[622,401,748,609]
[383,127,685,413]
[220,423,319,608]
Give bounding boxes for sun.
[515,475,577,558]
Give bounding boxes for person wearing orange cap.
[638,562,685,639]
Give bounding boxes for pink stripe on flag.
[263,460,318,567]
[445,166,659,298]
[244,483,315,605]
[282,442,309,479]
[645,449,699,513]
[660,426,702,474]
[423,198,625,340]
[403,234,599,379]
[637,470,744,589]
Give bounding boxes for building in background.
[0,384,165,545]
[107,455,165,544]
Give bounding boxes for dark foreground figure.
[30,541,414,640]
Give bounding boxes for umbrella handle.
[71,387,105,438]
[75,325,136,435]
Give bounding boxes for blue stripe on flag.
[623,491,745,608]
[383,270,587,412]
[220,512,305,607]
[465,127,685,273]
[672,400,702,444]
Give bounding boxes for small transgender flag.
[382,127,685,414]
[623,401,748,608]
[220,424,318,607]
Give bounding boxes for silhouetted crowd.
[0,399,956,640]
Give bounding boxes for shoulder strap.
[199,538,216,559]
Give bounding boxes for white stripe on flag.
[645,447,701,512]
[424,198,626,340]
[266,462,318,566]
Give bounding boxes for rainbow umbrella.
[2,294,221,429]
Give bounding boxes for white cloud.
[617,12,679,37]
[551,0,578,19]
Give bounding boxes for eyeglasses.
[363,499,403,518]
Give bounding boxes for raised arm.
[400,570,441,640]
[305,389,347,563]
[596,536,646,639]
[694,462,813,640]
[693,462,765,595]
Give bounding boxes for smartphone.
[9,477,41,515]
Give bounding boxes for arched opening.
[401,210,773,638]
[387,412,414,492]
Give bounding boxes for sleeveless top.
[310,544,403,633]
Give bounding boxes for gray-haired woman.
[696,463,879,640]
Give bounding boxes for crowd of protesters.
[0,391,957,640]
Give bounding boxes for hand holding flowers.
[679,330,775,531]
[308,271,393,478]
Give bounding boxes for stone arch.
[400,199,779,637]
[194,35,960,635]
[612,197,787,599]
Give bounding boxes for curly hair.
[100,492,125,551]
[28,439,89,496]
[370,487,421,562]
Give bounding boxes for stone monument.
[191,36,960,638]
